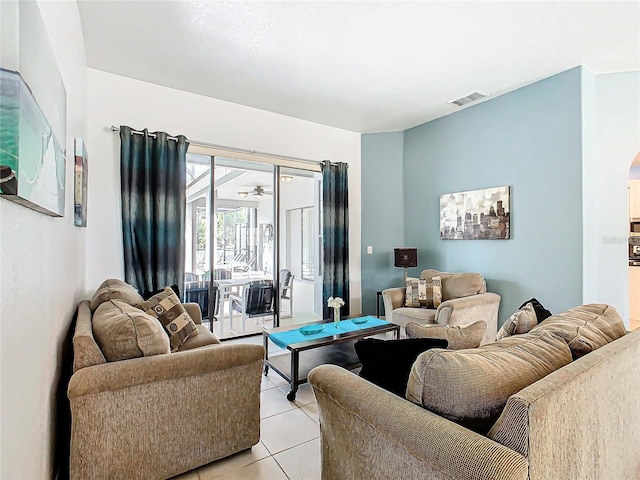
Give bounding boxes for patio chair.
[279,269,295,319]
[184,281,221,332]
[229,280,275,333]
[185,272,199,282]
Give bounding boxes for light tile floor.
[170,336,323,480]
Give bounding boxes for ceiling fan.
[237,185,273,198]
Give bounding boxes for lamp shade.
[394,248,418,268]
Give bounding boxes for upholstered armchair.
[382,269,500,344]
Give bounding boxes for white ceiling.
[77,1,640,133]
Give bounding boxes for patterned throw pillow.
[432,276,442,308]
[496,303,538,340]
[405,277,430,307]
[136,287,199,352]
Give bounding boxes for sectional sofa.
[309,304,640,480]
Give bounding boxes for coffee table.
[263,316,400,400]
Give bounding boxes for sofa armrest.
[381,287,405,318]
[435,292,501,344]
[68,343,264,398]
[68,344,265,480]
[183,302,202,324]
[309,365,527,480]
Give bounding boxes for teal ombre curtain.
[119,126,188,297]
[321,161,350,318]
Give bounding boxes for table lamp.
[394,248,418,281]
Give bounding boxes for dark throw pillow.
[355,337,448,397]
[519,298,552,323]
[142,283,181,301]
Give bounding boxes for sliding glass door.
[184,153,322,339]
[278,167,323,325]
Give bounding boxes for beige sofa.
[309,304,640,480]
[68,298,264,480]
[382,269,501,344]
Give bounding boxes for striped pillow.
[405,277,429,307]
[136,287,199,352]
[405,276,442,308]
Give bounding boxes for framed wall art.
[440,186,510,240]
[74,138,87,226]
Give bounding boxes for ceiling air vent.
[448,91,489,107]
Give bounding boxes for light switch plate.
[367,245,373,254]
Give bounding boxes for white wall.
[85,69,363,310]
[0,1,87,478]
[582,70,640,325]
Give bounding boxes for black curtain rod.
[110,125,321,166]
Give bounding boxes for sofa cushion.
[420,270,484,301]
[176,325,220,352]
[93,300,170,362]
[90,278,145,311]
[136,287,199,352]
[406,320,487,349]
[529,304,626,359]
[496,303,538,340]
[406,331,572,433]
[355,337,448,397]
[391,307,437,328]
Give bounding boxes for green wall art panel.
[0,1,66,217]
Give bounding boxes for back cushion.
[93,300,170,362]
[90,278,145,311]
[406,320,487,350]
[406,331,572,433]
[420,269,484,300]
[529,304,626,359]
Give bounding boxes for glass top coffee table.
[263,316,400,400]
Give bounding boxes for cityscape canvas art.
[440,186,510,240]
[0,1,67,216]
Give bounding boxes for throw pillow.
[404,277,432,307]
[519,298,552,323]
[90,278,145,311]
[432,276,442,308]
[92,300,170,362]
[354,337,448,397]
[421,270,485,301]
[528,303,626,359]
[406,331,572,433]
[496,303,538,340]
[405,320,487,349]
[136,287,199,352]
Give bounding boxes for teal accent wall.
[360,131,405,315]
[403,67,584,325]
